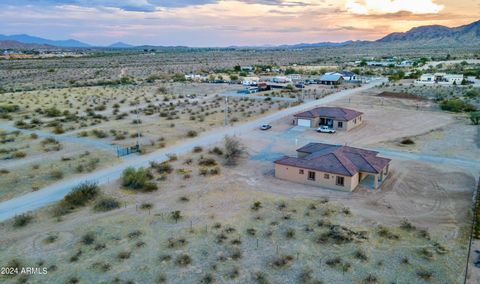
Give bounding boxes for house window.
[336,176,345,186]
[308,171,316,181]
[354,119,357,124]
[324,173,329,179]
[338,121,343,128]
[299,169,304,175]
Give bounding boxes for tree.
[229,74,239,81]
[224,136,247,166]
[234,65,241,72]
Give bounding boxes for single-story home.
[319,74,343,85]
[274,143,391,191]
[416,73,464,85]
[293,106,363,131]
[325,71,357,81]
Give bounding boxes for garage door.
[297,119,311,127]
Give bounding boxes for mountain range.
[0,20,479,49]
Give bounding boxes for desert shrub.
[91,129,108,138]
[94,197,120,212]
[285,228,296,239]
[400,138,415,145]
[251,201,262,211]
[253,271,269,284]
[400,218,416,231]
[12,151,27,159]
[128,230,143,239]
[178,196,189,202]
[140,203,153,210]
[364,274,379,283]
[13,214,33,228]
[122,167,157,191]
[271,255,294,268]
[50,170,64,180]
[470,111,480,125]
[224,136,247,165]
[0,104,19,113]
[167,237,188,248]
[175,254,192,267]
[198,157,217,166]
[44,107,62,117]
[246,228,257,236]
[354,249,368,261]
[117,251,131,260]
[171,210,182,223]
[440,99,476,112]
[186,130,198,137]
[193,146,203,153]
[63,182,99,207]
[377,226,400,240]
[209,147,223,155]
[200,273,215,284]
[81,232,95,245]
[151,161,173,174]
[417,269,433,280]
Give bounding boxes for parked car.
[316,126,335,133]
[295,83,305,88]
[260,124,272,130]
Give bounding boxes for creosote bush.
[94,197,120,212]
[122,167,157,191]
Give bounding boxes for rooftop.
[275,143,391,177]
[294,106,363,121]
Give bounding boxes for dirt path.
[0,79,388,221]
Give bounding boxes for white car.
[316,126,336,133]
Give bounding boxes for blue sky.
[0,0,478,46]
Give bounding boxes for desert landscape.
[0,2,480,283]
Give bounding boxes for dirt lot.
[0,84,478,283]
[0,142,475,283]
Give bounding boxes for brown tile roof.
[275,143,390,177]
[294,107,363,121]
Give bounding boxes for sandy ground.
[0,82,478,283]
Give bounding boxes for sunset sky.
[0,0,478,46]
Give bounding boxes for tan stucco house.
[293,107,363,131]
[274,143,391,191]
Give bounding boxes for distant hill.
[0,40,53,49]
[108,42,134,48]
[377,20,480,46]
[0,34,91,48]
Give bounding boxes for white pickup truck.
[316,126,336,133]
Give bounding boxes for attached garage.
[297,119,311,127]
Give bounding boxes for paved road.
[0,79,387,221]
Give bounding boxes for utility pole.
[224,96,229,126]
[135,103,140,149]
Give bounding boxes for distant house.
[241,76,260,86]
[241,66,255,72]
[416,73,464,85]
[293,106,363,130]
[274,143,391,191]
[326,71,357,81]
[398,60,414,67]
[272,76,292,83]
[287,74,302,81]
[319,74,343,85]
